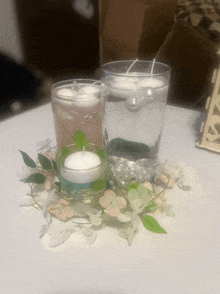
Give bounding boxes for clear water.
[102,75,168,185]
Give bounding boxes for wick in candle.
[150,59,156,76]
[78,86,85,94]
[72,81,77,91]
[72,81,85,93]
[126,58,139,74]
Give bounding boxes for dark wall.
[15,0,99,78]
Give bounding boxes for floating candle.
[81,86,100,94]
[56,85,101,107]
[73,94,100,108]
[57,88,75,97]
[113,81,137,90]
[137,78,164,88]
[61,151,102,184]
[73,85,100,107]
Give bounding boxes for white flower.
[154,198,175,217]
[117,212,132,223]
[86,211,103,226]
[40,218,76,247]
[118,212,141,245]
[36,138,52,152]
[127,184,151,214]
[163,160,185,180]
[81,227,97,244]
[177,166,198,189]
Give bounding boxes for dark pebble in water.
[107,138,151,160]
[105,95,125,102]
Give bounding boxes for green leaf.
[142,215,167,234]
[92,178,107,191]
[25,173,46,184]
[55,182,61,191]
[38,154,52,170]
[127,182,139,192]
[145,201,157,212]
[61,147,74,158]
[146,188,152,195]
[52,160,58,172]
[106,179,112,190]
[104,128,108,140]
[56,147,74,167]
[19,150,36,168]
[74,130,88,150]
[96,148,107,160]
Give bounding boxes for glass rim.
[101,60,171,77]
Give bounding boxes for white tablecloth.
[0,103,220,294]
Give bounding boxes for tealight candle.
[72,85,100,108]
[57,85,101,108]
[73,94,100,107]
[61,151,102,184]
[81,86,100,94]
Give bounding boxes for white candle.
[137,77,164,88]
[73,94,100,107]
[57,88,75,97]
[81,86,100,94]
[61,151,102,184]
[113,81,137,90]
[57,85,100,108]
[109,77,137,99]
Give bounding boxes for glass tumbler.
[51,79,103,151]
[101,60,171,186]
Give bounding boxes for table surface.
[0,103,220,294]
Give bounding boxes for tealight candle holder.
[57,144,107,203]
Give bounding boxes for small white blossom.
[36,138,52,152]
[127,185,151,214]
[118,212,141,245]
[163,160,185,180]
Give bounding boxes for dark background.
[15,0,100,78]
[0,0,99,119]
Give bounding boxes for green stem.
[30,184,43,210]
[149,174,171,204]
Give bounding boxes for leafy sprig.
[19,130,178,246]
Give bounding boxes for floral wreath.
[19,132,197,247]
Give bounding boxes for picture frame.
[198,67,220,153]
